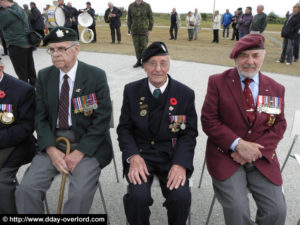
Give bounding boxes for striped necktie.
[243,78,256,124]
[58,74,69,129]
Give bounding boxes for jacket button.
[151,141,155,145]
[139,149,143,152]
[248,130,252,134]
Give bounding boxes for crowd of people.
[0,0,300,225]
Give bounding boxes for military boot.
[133,60,142,68]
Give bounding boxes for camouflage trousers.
[132,34,148,60]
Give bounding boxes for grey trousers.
[213,166,286,225]
[0,167,19,214]
[15,152,101,214]
[194,26,199,40]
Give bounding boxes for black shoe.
[91,40,96,43]
[169,37,174,40]
[133,60,141,68]
[118,41,121,44]
[110,41,115,44]
[294,58,299,62]
[1,53,8,56]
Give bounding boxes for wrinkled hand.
[167,164,186,190]
[128,155,149,185]
[235,139,263,163]
[46,146,69,174]
[64,150,85,173]
[231,152,247,165]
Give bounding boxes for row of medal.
[169,115,187,133]
[0,104,14,124]
[72,93,98,116]
[257,95,282,115]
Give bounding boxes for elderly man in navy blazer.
[0,58,35,213]
[117,42,198,225]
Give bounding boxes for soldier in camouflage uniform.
[127,0,153,68]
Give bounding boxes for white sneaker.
[286,62,291,65]
[227,37,229,40]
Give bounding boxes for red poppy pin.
[170,98,177,106]
[0,90,5,99]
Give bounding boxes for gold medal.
[140,109,147,117]
[1,112,14,124]
[266,115,276,126]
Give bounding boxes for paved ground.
[1,49,300,225]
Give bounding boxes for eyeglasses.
[46,44,77,55]
[146,61,169,69]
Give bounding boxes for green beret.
[43,26,78,46]
[141,41,169,63]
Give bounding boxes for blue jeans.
[223,25,230,38]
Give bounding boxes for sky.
[16,0,299,17]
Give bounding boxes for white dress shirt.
[0,73,4,83]
[148,77,169,95]
[57,60,78,128]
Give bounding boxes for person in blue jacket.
[222,9,233,39]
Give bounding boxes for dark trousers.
[187,29,194,41]
[293,33,300,60]
[280,38,294,63]
[110,24,121,43]
[169,23,178,40]
[71,24,79,40]
[124,160,191,225]
[223,25,230,38]
[231,27,239,40]
[88,25,97,42]
[8,46,36,86]
[0,167,19,214]
[213,29,219,43]
[0,33,8,55]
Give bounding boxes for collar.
[59,60,78,83]
[0,73,3,83]
[238,71,259,85]
[148,76,169,95]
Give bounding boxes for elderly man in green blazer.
[15,26,113,214]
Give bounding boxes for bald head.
[67,2,72,7]
[108,2,113,8]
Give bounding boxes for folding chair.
[197,159,216,225]
[110,100,120,183]
[126,176,192,225]
[281,110,300,172]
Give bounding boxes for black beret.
[43,26,78,46]
[141,41,169,63]
[230,34,265,59]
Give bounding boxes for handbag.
[27,31,42,46]
[8,7,42,47]
[189,21,195,27]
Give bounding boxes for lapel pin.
[265,89,269,92]
[232,79,235,83]
[140,97,145,101]
[76,89,81,93]
[140,109,147,117]
[169,106,174,111]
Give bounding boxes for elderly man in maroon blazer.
[201,34,287,225]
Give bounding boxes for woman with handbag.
[186,11,195,41]
[212,10,221,43]
[0,0,37,86]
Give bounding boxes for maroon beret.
[230,34,265,59]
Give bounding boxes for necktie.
[243,78,256,124]
[58,74,69,129]
[153,88,161,99]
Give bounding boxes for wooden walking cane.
[56,137,71,214]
